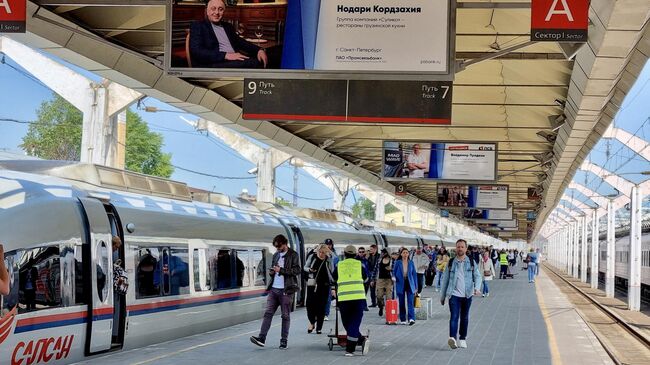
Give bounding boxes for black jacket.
[189,20,261,68]
[268,248,301,295]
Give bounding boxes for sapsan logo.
[0,306,17,345]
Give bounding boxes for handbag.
[307,260,325,287]
[414,295,421,308]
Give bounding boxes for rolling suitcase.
[385,289,398,325]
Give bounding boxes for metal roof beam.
[580,161,635,196]
[602,125,650,161]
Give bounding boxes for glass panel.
[74,245,84,305]
[135,247,161,298]
[251,250,266,287]
[162,248,170,296]
[19,246,62,312]
[212,249,234,290]
[2,250,21,316]
[193,249,211,292]
[169,248,190,296]
[97,241,109,303]
[235,250,250,288]
[60,243,75,307]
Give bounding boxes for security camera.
[247,167,258,175]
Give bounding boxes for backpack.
[113,261,129,295]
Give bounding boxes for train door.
[289,226,306,307]
[105,204,126,349]
[78,197,117,355]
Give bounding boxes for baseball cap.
[344,245,356,255]
[324,238,333,245]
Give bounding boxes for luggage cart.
[327,302,369,352]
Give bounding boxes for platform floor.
[79,264,614,365]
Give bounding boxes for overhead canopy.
[11,0,650,241]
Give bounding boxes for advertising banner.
[0,0,26,33]
[382,141,497,181]
[166,0,454,80]
[437,184,508,210]
[463,205,513,220]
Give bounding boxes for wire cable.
[275,186,331,201]
[172,165,256,180]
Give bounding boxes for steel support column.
[581,216,588,283]
[590,209,599,289]
[629,185,642,311]
[605,199,615,298]
[572,221,579,279]
[567,224,574,276]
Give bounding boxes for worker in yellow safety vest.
[499,249,509,279]
[332,245,369,357]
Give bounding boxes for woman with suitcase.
[374,249,394,318]
[393,247,418,325]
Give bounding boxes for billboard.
[531,0,589,42]
[437,184,508,210]
[382,141,497,182]
[463,205,513,220]
[166,0,454,80]
[0,0,26,33]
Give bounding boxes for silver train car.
[0,160,450,364]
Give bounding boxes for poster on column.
[437,184,508,210]
[382,141,497,182]
[165,0,454,80]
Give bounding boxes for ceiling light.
[536,130,557,143]
[554,99,566,107]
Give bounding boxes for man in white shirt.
[406,144,429,178]
[412,247,430,294]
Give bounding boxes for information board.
[243,79,452,123]
[463,205,514,220]
[383,141,496,181]
[531,0,588,42]
[0,0,26,33]
[437,184,508,210]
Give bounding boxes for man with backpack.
[440,239,482,350]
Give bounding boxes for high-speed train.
[0,160,453,364]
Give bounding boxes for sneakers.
[345,352,355,357]
[459,340,467,348]
[324,316,329,321]
[361,339,370,355]
[482,294,486,297]
[448,337,458,349]
[279,340,288,350]
[408,320,415,326]
[250,336,265,347]
[400,321,407,325]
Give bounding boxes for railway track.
[544,264,650,365]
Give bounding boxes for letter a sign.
[531,0,588,42]
[0,0,26,33]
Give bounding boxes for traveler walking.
[324,238,338,321]
[393,247,417,325]
[304,244,333,334]
[478,251,495,297]
[526,249,538,283]
[412,246,430,294]
[250,234,301,349]
[440,239,482,349]
[435,249,449,292]
[332,245,369,357]
[374,249,393,317]
[356,247,370,311]
[490,245,499,267]
[367,244,379,308]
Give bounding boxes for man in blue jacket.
[440,239,482,350]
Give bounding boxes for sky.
[0,50,359,210]
[0,42,649,218]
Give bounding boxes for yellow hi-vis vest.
[336,259,366,302]
[499,253,508,265]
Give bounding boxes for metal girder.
[580,161,635,197]
[603,126,650,161]
[36,0,165,6]
[456,2,530,8]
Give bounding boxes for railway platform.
[78,264,623,365]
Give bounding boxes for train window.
[235,250,250,288]
[96,241,109,303]
[212,249,235,290]
[168,248,190,296]
[251,249,266,287]
[135,247,160,299]
[1,250,20,316]
[20,246,62,312]
[74,246,84,305]
[193,249,211,292]
[642,251,650,267]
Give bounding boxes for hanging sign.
[437,184,508,210]
[0,0,26,33]
[531,0,589,42]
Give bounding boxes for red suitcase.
[385,298,398,324]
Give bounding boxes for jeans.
[482,280,489,295]
[397,286,415,322]
[435,269,444,290]
[449,295,472,340]
[500,264,508,278]
[258,288,293,342]
[535,262,540,276]
[339,299,365,341]
[325,289,332,316]
[416,273,425,294]
[528,263,537,282]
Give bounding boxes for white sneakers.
[448,337,468,349]
[448,337,458,349]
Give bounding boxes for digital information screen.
[166,0,454,80]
